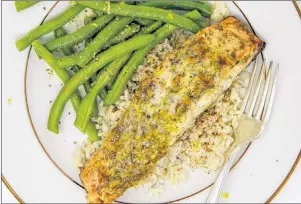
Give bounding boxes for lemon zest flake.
[221,192,229,199]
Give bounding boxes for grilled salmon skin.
[80,17,264,203]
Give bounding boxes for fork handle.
[206,146,241,203]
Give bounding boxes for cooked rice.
[73,29,249,196]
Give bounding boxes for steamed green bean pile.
[15,1,212,140]
[32,39,99,142]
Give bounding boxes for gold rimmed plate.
[2,1,301,203]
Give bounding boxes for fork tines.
[240,55,279,121]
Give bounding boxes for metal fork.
[206,56,279,203]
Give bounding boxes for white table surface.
[1,1,301,203]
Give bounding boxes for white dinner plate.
[2,1,301,203]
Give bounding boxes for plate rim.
[3,1,301,203]
[293,0,301,19]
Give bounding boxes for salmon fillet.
[80,17,264,203]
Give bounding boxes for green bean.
[74,54,131,132]
[32,41,99,142]
[101,21,155,94]
[48,34,156,133]
[15,1,39,12]
[105,10,202,105]
[87,24,139,91]
[16,4,84,51]
[57,16,135,68]
[54,27,67,39]
[101,18,165,103]
[140,0,212,17]
[106,75,118,90]
[104,19,161,92]
[74,66,99,117]
[82,15,105,101]
[138,21,163,35]
[194,19,209,28]
[82,16,101,100]
[94,10,104,17]
[78,2,200,33]
[89,75,107,100]
[135,18,154,26]
[91,75,97,83]
[83,16,97,49]
[62,16,136,103]
[85,36,93,46]
[53,28,73,54]
[102,24,141,49]
[99,89,108,100]
[45,15,113,52]
[54,28,98,118]
[55,28,98,119]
